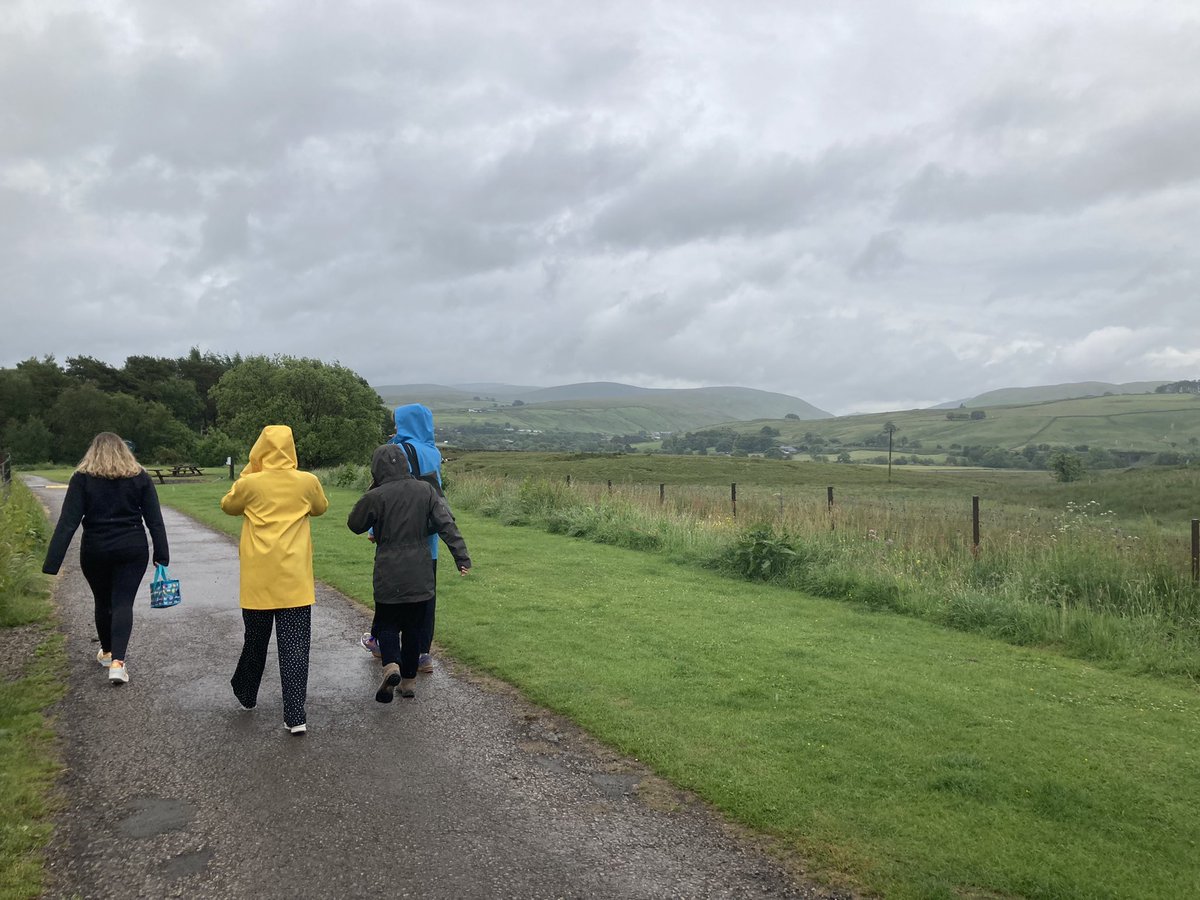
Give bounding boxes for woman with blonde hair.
[43,432,170,684]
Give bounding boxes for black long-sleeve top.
[42,470,170,574]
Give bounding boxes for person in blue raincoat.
[359,403,450,673]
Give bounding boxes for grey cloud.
[894,106,1200,222]
[849,230,906,279]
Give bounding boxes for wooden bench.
[148,465,204,484]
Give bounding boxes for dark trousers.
[374,599,431,679]
[419,558,437,654]
[80,545,149,661]
[371,559,437,655]
[231,606,311,728]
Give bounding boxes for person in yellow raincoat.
[221,425,329,734]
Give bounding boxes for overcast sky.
[2,1,1198,415]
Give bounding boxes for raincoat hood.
[393,404,434,444]
[241,425,299,476]
[390,404,441,479]
[370,443,413,487]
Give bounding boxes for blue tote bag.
[149,564,181,609]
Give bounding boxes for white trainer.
[108,662,129,684]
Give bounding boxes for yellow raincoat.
[220,425,330,609]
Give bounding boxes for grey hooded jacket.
[346,444,470,605]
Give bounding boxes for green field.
[421,391,1200,457]
[732,393,1200,455]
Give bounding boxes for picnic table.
[147,464,204,484]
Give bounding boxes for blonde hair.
[77,432,144,479]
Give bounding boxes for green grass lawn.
[149,475,1200,899]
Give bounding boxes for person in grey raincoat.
[347,443,471,702]
[359,403,450,673]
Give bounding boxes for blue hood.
[389,404,441,482]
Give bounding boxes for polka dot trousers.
[231,605,311,728]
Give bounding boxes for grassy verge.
[0,479,64,900]
[438,469,1200,679]
[134,475,1200,898]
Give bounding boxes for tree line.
[0,352,390,468]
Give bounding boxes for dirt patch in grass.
[0,624,47,682]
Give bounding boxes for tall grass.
[449,473,1200,677]
[0,480,51,627]
[0,479,64,900]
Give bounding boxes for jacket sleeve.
[42,472,86,574]
[140,473,170,566]
[429,492,470,569]
[308,476,329,517]
[220,478,248,516]
[346,493,376,535]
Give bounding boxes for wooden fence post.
[731,482,737,518]
[659,483,665,505]
[972,496,981,558]
[1192,519,1198,583]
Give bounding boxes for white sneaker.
[96,649,112,667]
[286,723,307,734]
[108,662,129,684]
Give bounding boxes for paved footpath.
[31,477,839,900]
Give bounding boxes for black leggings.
[80,545,149,661]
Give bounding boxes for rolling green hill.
[373,381,831,432]
[737,392,1200,454]
[960,381,1167,407]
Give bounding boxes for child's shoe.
[360,632,381,659]
[417,653,434,673]
[398,677,416,699]
[376,663,401,703]
[96,649,113,667]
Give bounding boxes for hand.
[459,566,470,576]
[153,559,168,567]
[367,534,376,543]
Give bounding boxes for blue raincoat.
[389,403,443,559]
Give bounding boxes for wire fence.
[525,475,1200,584]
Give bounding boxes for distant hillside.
[372,381,831,433]
[450,382,543,401]
[962,381,1167,408]
[739,392,1200,454]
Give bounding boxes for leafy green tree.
[48,384,143,461]
[3,416,54,463]
[211,356,389,467]
[15,356,70,411]
[1049,451,1085,482]
[0,369,38,423]
[66,355,128,393]
[194,428,241,467]
[177,348,239,429]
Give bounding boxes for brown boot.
[375,663,401,703]
[398,677,416,699]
